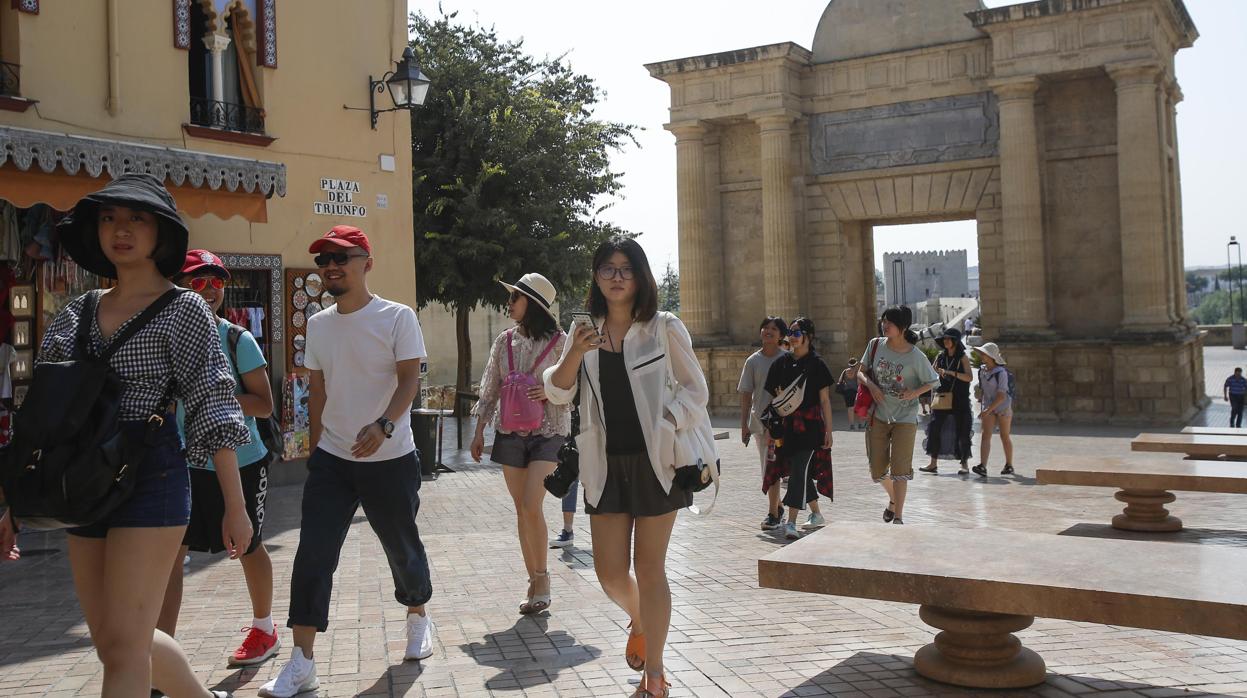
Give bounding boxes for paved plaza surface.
[6,347,1247,697]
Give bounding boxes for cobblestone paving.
[5,350,1247,697]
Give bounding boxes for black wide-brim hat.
[56,172,190,279]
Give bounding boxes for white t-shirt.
[304,295,426,462]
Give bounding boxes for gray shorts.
[490,432,563,468]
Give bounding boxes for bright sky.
[407,0,1245,275]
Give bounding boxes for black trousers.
[782,448,820,510]
[925,407,973,462]
[1233,395,1245,428]
[288,448,432,632]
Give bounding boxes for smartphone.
[569,311,599,334]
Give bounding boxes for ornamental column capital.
[1107,61,1163,89]
[1165,79,1185,104]
[203,31,232,54]
[988,76,1040,102]
[751,110,801,133]
[665,121,709,142]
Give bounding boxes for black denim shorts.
[68,420,191,538]
[490,432,563,468]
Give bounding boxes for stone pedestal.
[1113,489,1182,532]
[914,606,1046,689]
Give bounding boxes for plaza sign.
[314,178,366,217]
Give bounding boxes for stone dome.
[812,0,987,64]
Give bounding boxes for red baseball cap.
[180,249,230,279]
[308,225,371,255]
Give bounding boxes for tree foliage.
[407,10,638,394]
[658,263,680,313]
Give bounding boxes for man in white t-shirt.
[261,226,432,698]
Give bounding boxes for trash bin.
[411,409,439,479]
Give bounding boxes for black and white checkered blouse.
[38,290,250,466]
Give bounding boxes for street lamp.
[1230,237,1244,349]
[345,47,431,130]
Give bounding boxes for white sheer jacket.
[542,311,710,509]
[473,328,571,438]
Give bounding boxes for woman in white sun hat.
[470,273,569,616]
[970,342,1014,477]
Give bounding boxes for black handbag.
[1,289,185,529]
[543,365,583,499]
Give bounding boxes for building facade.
[648,0,1206,423]
[883,249,970,307]
[0,0,415,456]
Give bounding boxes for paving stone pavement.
[6,350,1247,697]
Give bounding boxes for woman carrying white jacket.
[544,237,709,698]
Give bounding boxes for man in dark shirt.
[1225,368,1247,428]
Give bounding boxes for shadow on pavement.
[357,660,424,697]
[459,614,601,691]
[782,650,1241,697]
[1058,522,1247,548]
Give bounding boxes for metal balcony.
[189,97,265,135]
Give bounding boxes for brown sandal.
[625,622,645,672]
[633,671,669,697]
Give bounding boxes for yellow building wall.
[0,0,416,306]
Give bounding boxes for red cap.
[180,249,230,279]
[308,225,371,255]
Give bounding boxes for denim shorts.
[490,432,563,467]
[68,420,191,538]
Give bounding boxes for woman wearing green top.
[857,306,940,525]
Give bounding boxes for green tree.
[408,11,638,408]
[658,262,680,313]
[1186,271,1209,295]
[1193,290,1233,325]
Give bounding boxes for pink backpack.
[499,329,562,433]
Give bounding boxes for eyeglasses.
[788,329,805,339]
[314,252,368,268]
[596,265,634,281]
[188,277,225,292]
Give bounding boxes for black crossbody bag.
[1,289,185,529]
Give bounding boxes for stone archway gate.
[646,0,1204,424]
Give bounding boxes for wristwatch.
[375,417,395,439]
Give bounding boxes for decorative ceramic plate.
[322,295,336,308]
[305,273,323,297]
[294,277,304,289]
[292,289,308,310]
[293,334,306,351]
[293,350,305,367]
[306,301,322,317]
[292,311,305,328]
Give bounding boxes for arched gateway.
[647,0,1204,424]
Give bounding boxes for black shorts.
[184,458,269,555]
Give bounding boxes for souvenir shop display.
[12,321,29,348]
[284,268,331,375]
[10,285,31,317]
[281,372,312,460]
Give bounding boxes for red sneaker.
[229,626,280,667]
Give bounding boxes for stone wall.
[694,346,756,416]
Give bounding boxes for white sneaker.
[405,612,435,661]
[784,523,800,540]
[258,648,318,698]
[802,512,826,530]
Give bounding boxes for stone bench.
[758,522,1247,690]
[1133,432,1247,460]
[1036,457,1247,532]
[1182,426,1247,437]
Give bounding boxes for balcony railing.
[0,62,20,97]
[189,97,265,135]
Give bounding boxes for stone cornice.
[646,43,811,80]
[0,125,286,196]
[967,0,1197,48]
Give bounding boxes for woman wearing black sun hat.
[0,172,250,698]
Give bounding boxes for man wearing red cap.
[261,226,433,698]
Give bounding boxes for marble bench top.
[1037,457,1247,493]
[1133,433,1247,457]
[758,523,1247,640]
[1182,426,1247,437]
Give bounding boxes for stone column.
[757,112,801,321]
[204,32,232,104]
[1109,62,1171,331]
[990,77,1049,333]
[667,121,717,338]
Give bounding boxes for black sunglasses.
[314,251,367,268]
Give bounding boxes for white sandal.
[519,571,551,615]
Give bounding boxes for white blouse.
[543,312,710,509]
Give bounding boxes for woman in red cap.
[0,174,250,698]
[155,250,280,669]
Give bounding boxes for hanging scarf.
[761,404,833,500]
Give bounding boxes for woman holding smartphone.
[544,237,709,698]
